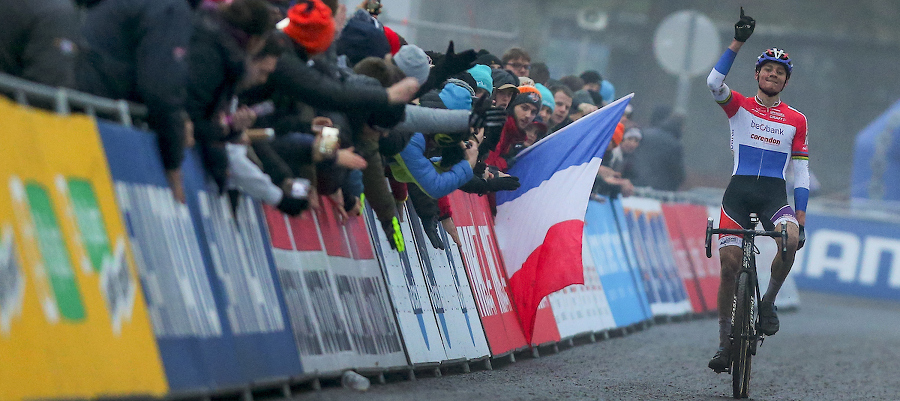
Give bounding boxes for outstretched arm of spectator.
[225,143,283,205]
[136,0,191,172]
[392,106,471,135]
[396,134,474,199]
[271,47,416,113]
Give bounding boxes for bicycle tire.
[731,271,753,398]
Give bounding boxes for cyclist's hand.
[734,7,755,42]
[797,224,806,250]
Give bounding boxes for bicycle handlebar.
[705,218,789,261]
[709,228,785,238]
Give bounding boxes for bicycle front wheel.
[731,271,753,398]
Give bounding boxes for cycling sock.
[718,318,731,347]
[762,277,784,304]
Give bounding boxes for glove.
[797,224,806,250]
[468,95,490,130]
[381,216,405,252]
[414,41,477,99]
[435,41,477,80]
[486,175,521,192]
[734,7,755,42]
[478,107,507,158]
[276,192,309,216]
[422,218,445,250]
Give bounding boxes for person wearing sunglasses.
[705,7,808,373]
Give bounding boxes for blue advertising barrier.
[98,122,303,391]
[584,199,649,327]
[794,211,900,301]
[610,198,653,321]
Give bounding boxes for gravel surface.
[291,291,900,400]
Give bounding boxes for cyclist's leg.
[717,207,746,347]
[762,205,800,303]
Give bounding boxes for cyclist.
[706,8,808,372]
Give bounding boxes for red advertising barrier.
[660,204,721,313]
[447,192,560,353]
[262,201,408,372]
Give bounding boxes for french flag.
[494,95,632,342]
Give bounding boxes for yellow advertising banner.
[0,97,167,400]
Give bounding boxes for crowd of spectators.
[0,0,687,250]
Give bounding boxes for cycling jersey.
[707,49,809,185]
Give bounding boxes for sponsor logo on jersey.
[751,133,781,145]
[750,120,785,136]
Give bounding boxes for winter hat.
[282,0,336,56]
[439,82,474,110]
[623,127,642,141]
[535,83,554,112]
[383,25,402,55]
[518,76,535,87]
[509,86,542,112]
[492,68,518,91]
[394,45,430,85]
[600,80,615,104]
[335,8,390,66]
[474,52,502,67]
[572,89,596,108]
[467,64,493,95]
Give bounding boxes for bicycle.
[705,214,788,399]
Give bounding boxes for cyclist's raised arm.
[791,114,810,225]
[707,8,756,103]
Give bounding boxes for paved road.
[293,291,900,400]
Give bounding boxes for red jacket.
[484,116,526,171]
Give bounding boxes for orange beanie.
[612,122,625,146]
[283,0,336,55]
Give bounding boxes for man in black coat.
[76,0,193,201]
[629,106,686,191]
[0,0,79,88]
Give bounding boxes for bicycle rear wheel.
[731,271,753,398]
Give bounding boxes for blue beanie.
[600,80,615,104]
[439,83,473,110]
[535,83,554,112]
[467,64,493,95]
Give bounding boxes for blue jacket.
[391,133,473,198]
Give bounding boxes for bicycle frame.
[706,214,788,398]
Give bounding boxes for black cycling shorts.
[718,175,797,248]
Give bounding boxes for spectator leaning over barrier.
[77,0,195,202]
[548,85,574,133]
[0,0,79,88]
[183,0,273,193]
[265,0,418,131]
[501,47,531,78]
[485,85,541,171]
[490,68,518,110]
[607,127,641,180]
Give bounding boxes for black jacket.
[184,10,249,189]
[0,0,79,88]
[77,0,192,171]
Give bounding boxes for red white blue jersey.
[718,91,808,179]
[707,47,810,212]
